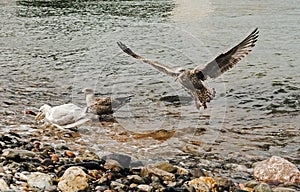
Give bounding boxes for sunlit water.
[0,0,299,167]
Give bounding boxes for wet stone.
[102,153,132,168]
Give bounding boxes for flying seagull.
[117,28,259,109]
[35,103,96,129]
[82,88,132,116]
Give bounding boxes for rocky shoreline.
[0,130,299,192]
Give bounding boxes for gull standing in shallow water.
[36,103,96,129]
[118,28,259,109]
[82,88,132,116]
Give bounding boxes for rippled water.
[0,0,299,168]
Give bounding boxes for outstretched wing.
[117,42,177,77]
[195,28,259,80]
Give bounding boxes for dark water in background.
[0,0,299,165]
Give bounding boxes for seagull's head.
[174,67,186,81]
[82,88,94,95]
[35,104,51,121]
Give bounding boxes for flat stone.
[58,167,89,192]
[273,187,298,192]
[27,172,53,189]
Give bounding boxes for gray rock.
[0,178,9,191]
[2,149,36,160]
[58,167,89,192]
[27,172,53,189]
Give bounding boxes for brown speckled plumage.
[118,28,259,109]
[82,88,132,115]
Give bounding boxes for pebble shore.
[0,130,299,192]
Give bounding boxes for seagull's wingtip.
[117,41,129,51]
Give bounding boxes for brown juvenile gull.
[82,88,132,116]
[117,28,259,109]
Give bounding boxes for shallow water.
[0,0,299,171]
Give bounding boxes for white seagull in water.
[35,103,96,129]
[118,28,259,109]
[82,88,132,116]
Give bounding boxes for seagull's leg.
[195,102,201,110]
[192,93,202,110]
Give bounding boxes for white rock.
[27,172,53,189]
[254,156,300,184]
[0,178,9,191]
[137,184,153,192]
[58,167,89,192]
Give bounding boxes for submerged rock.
[253,156,300,184]
[58,166,89,192]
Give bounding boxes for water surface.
[0,0,299,171]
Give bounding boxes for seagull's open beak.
[35,112,45,121]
